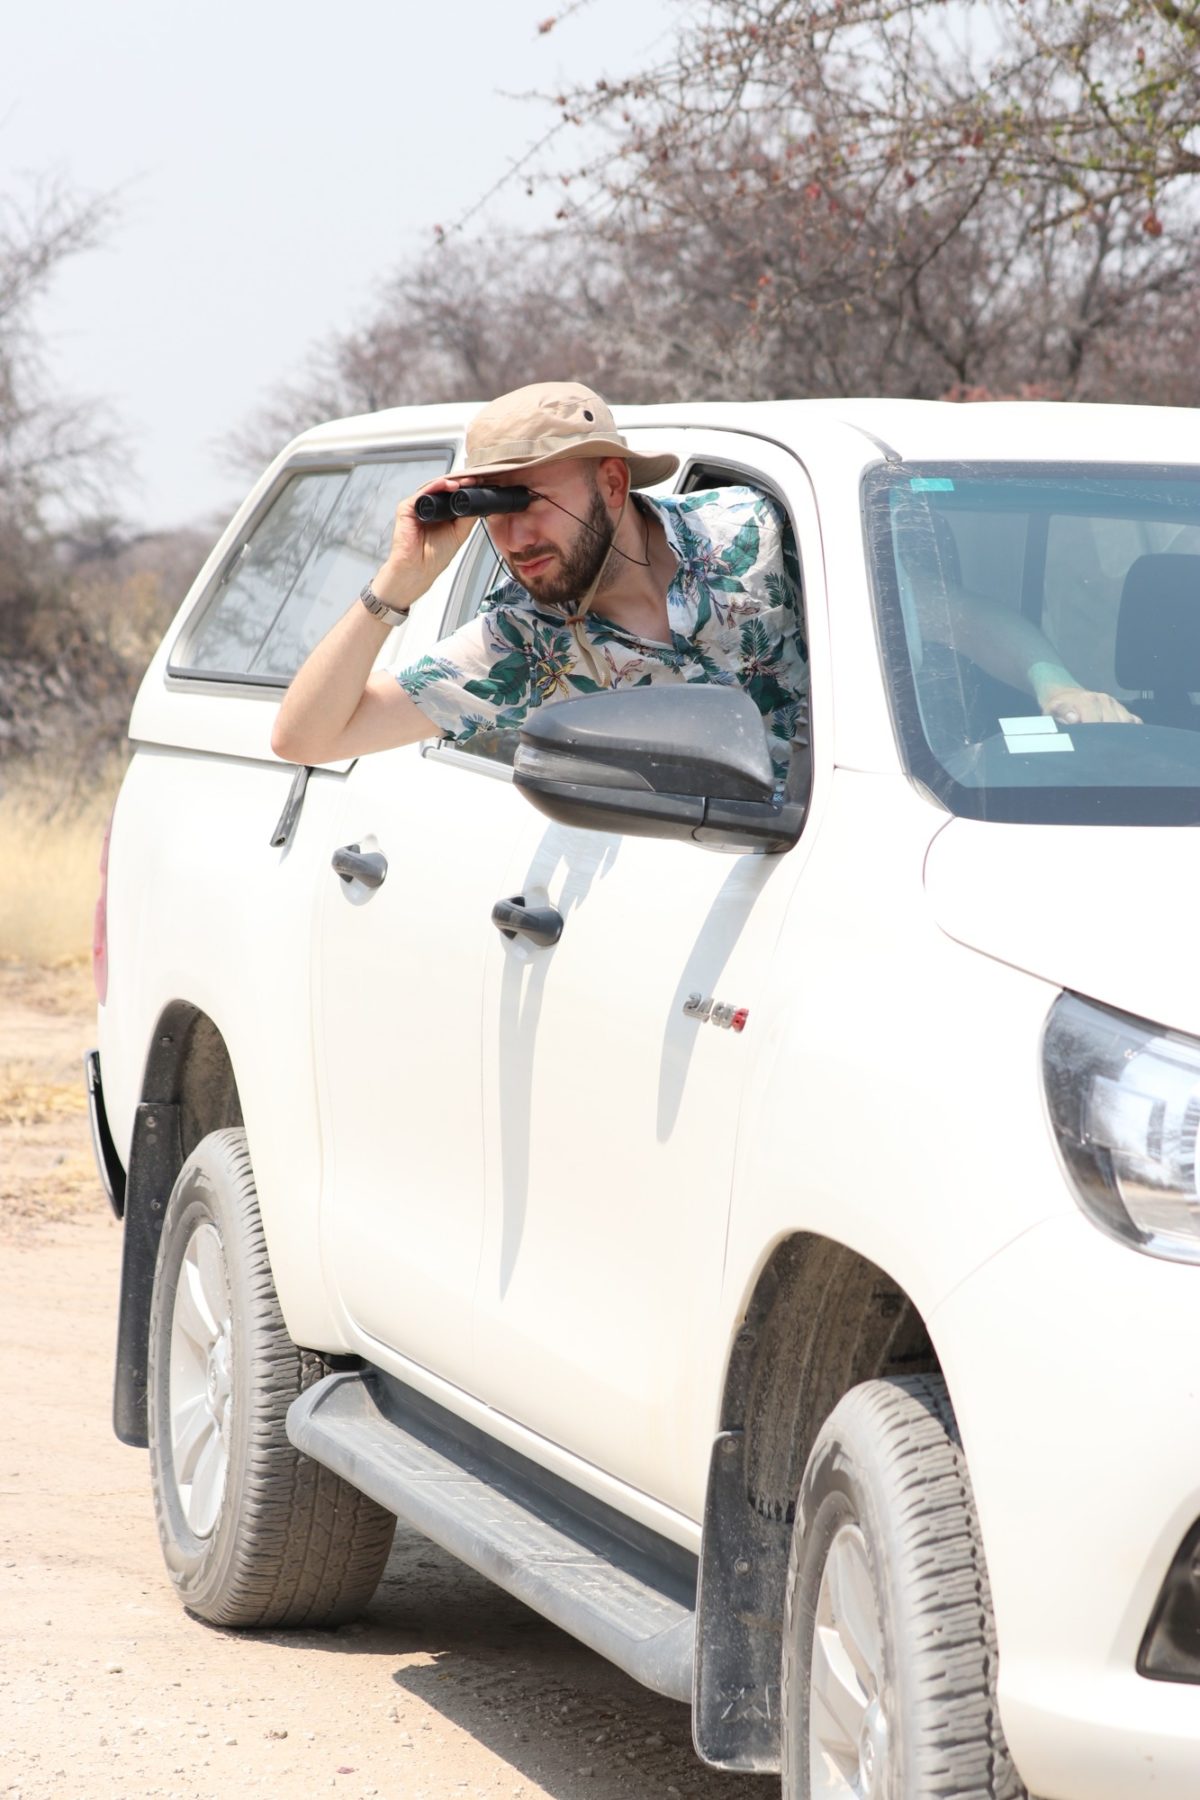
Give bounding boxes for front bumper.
[84,1048,126,1219]
[934,1211,1200,1800]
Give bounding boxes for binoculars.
[415,486,533,523]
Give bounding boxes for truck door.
[467,430,825,1520]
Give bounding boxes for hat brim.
[454,438,679,491]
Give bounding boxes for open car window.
[435,464,799,773]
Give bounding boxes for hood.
[923,817,1200,1037]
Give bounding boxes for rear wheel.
[781,1374,1028,1799]
[146,1127,395,1627]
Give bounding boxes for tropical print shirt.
[394,487,807,769]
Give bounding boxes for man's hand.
[371,476,480,610]
[1038,685,1143,726]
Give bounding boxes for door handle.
[332,843,388,888]
[491,894,563,947]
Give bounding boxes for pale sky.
[3,0,674,531]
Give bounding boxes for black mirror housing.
[513,687,808,853]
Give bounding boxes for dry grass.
[0,1058,89,1127]
[0,749,127,964]
[0,957,104,1234]
[0,751,116,1229]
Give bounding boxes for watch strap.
[359,581,410,627]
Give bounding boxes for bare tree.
[526,0,1200,398]
[0,176,120,651]
[234,0,1200,473]
[227,240,634,474]
[538,2,1200,232]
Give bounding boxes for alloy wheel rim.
[809,1522,888,1799]
[168,1221,232,1538]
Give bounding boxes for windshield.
[864,462,1200,824]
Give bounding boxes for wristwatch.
[359,581,411,627]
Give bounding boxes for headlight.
[1043,993,1200,1263]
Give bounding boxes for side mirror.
[513,686,808,853]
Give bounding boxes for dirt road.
[0,962,780,1800]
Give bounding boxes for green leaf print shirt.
[394,487,808,767]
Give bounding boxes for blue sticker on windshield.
[910,478,955,491]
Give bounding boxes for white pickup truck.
[88,397,1200,1800]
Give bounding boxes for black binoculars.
[415,486,533,523]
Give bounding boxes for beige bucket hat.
[458,381,678,488]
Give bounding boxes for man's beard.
[510,483,615,611]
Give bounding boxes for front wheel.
[146,1127,395,1627]
[781,1374,1028,1800]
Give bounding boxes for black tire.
[146,1127,395,1628]
[781,1374,1028,1800]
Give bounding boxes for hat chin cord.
[484,485,649,628]
[561,490,633,627]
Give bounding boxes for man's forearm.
[271,595,395,764]
[931,590,1076,697]
[917,585,1141,724]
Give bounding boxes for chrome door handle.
[491,895,563,947]
[332,843,388,888]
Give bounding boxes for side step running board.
[287,1369,697,1703]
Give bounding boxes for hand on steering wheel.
[1039,685,1143,727]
